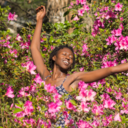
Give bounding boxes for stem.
[0,98,4,127]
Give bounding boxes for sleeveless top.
[44,75,76,128]
[44,75,72,101]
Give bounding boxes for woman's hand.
[36,5,46,21]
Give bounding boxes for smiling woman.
[49,45,75,71]
[30,5,128,127]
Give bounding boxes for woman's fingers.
[36,6,45,13]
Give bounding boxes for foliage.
[1,0,128,127]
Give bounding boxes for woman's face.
[53,48,74,70]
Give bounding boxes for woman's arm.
[30,6,50,80]
[74,63,128,83]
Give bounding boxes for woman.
[31,6,128,127]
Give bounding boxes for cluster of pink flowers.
[21,61,36,74]
[73,0,89,21]
[92,3,123,36]
[2,1,128,127]
[15,101,34,118]
[8,12,17,21]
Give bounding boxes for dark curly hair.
[49,44,75,70]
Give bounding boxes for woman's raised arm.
[74,62,128,83]
[30,6,50,80]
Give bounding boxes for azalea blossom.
[34,74,44,85]
[48,101,62,113]
[66,100,76,110]
[80,0,86,5]
[16,34,22,41]
[73,16,79,21]
[79,102,90,112]
[8,12,17,21]
[92,104,104,116]
[114,113,121,122]
[5,86,15,98]
[81,43,88,55]
[44,84,57,93]
[86,89,96,101]
[111,29,122,37]
[22,61,36,74]
[83,4,89,12]
[115,3,123,11]
[78,9,85,16]
[53,93,62,102]
[76,120,93,128]
[103,98,116,109]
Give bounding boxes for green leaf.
[13,108,22,114]
[70,100,77,106]
[49,36,54,43]
[64,10,70,17]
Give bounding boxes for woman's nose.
[65,55,70,60]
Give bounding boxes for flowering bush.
[1,0,128,127]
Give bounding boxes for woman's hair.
[49,44,75,70]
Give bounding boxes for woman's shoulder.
[66,71,84,84]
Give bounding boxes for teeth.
[63,61,69,64]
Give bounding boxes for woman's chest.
[45,78,70,92]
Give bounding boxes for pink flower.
[5,86,15,98]
[22,61,36,74]
[115,3,123,11]
[76,0,79,5]
[102,115,113,126]
[100,93,110,101]
[66,100,76,110]
[44,84,57,93]
[114,113,121,122]
[79,102,90,112]
[70,2,74,6]
[103,98,116,109]
[80,0,86,5]
[105,11,116,19]
[92,104,104,116]
[79,67,84,72]
[76,89,87,102]
[18,87,30,97]
[83,4,89,11]
[119,40,127,50]
[106,35,117,45]
[111,29,122,37]
[81,43,88,55]
[102,60,117,68]
[53,93,61,102]
[34,74,44,85]
[78,9,85,16]
[8,12,17,21]
[115,92,122,100]
[48,101,62,113]
[9,49,18,58]
[16,34,22,41]
[6,35,11,40]
[78,81,88,91]
[73,16,79,21]
[121,59,127,64]
[24,101,34,115]
[76,120,93,128]
[86,89,96,101]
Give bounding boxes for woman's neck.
[51,65,67,80]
